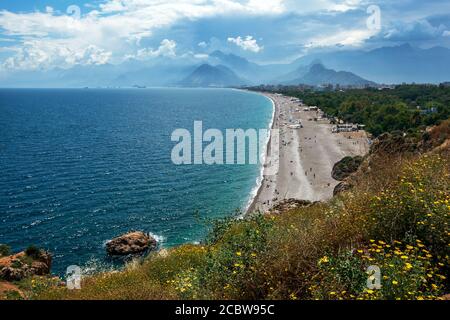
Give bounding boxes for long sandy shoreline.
[247,92,370,214]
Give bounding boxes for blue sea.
[0,88,273,274]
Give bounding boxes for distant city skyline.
[0,0,449,74]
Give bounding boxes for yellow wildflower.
[318,256,329,264]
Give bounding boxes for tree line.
[264,84,450,136]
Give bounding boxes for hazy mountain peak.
[210,50,252,69]
[178,63,247,87]
[279,62,374,86]
[309,62,326,72]
[211,50,247,60]
[399,43,413,49]
[197,63,217,71]
[309,59,324,66]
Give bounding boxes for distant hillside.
[283,63,375,86]
[209,50,257,72]
[179,64,247,87]
[293,44,450,84]
[272,65,310,84]
[273,59,323,84]
[210,50,294,84]
[209,45,450,86]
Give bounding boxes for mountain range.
[291,44,450,84]
[1,44,449,88]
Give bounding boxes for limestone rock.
[106,231,157,256]
[0,250,52,281]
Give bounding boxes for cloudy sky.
[0,0,449,71]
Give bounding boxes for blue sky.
[0,0,449,72]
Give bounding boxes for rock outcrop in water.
[106,231,157,256]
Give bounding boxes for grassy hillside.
[12,121,447,301]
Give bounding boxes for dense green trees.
[277,85,450,136]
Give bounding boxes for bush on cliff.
[0,245,11,257]
[25,246,41,260]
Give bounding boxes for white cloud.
[283,0,361,14]
[383,20,445,41]
[198,41,208,48]
[3,41,112,70]
[99,0,128,13]
[194,53,209,59]
[444,30,450,37]
[305,28,379,48]
[0,0,289,70]
[227,35,263,52]
[330,0,362,12]
[126,39,177,60]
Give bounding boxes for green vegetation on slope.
[277,84,450,136]
[23,138,449,300]
[0,245,11,257]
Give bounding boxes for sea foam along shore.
[244,91,276,214]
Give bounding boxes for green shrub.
[10,260,23,269]
[195,215,274,299]
[25,245,41,259]
[4,290,23,300]
[0,244,11,257]
[366,154,449,256]
[309,239,447,300]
